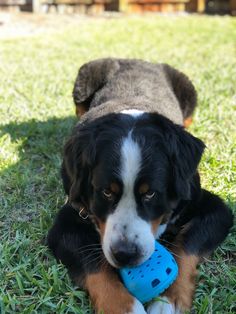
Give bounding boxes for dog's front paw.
[127,298,147,314]
[147,297,182,314]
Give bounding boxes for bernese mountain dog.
[48,58,233,314]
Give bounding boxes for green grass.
[0,15,235,314]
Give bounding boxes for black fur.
[175,189,233,255]
[47,203,101,284]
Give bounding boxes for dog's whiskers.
[77,243,101,250]
[84,253,105,267]
[74,247,102,254]
[160,238,181,249]
[80,249,103,263]
[97,256,108,270]
[169,251,186,260]
[159,239,187,260]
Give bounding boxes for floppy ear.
[73,58,120,109]
[61,126,97,210]
[162,64,197,119]
[166,124,205,201]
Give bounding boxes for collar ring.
[79,207,89,220]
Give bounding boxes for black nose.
[110,241,140,266]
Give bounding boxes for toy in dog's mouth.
[119,241,178,303]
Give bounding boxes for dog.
[48,58,233,314]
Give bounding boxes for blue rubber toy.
[119,241,178,303]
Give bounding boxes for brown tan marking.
[110,182,120,194]
[85,265,134,314]
[75,104,87,118]
[184,117,193,128]
[96,219,106,240]
[139,183,149,195]
[151,216,163,234]
[163,243,199,311]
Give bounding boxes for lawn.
[0,14,235,314]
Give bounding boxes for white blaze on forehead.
[121,109,144,118]
[121,131,141,189]
[102,131,155,267]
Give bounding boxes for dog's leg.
[183,116,193,128]
[85,265,146,314]
[147,248,198,314]
[157,250,198,313]
[147,189,233,313]
[48,204,146,314]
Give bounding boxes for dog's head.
[63,113,204,268]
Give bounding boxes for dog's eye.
[144,191,155,201]
[102,189,113,200]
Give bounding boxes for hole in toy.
[157,262,160,264]
[155,249,158,251]
[139,270,142,274]
[146,264,150,267]
[166,267,172,274]
[128,271,131,275]
[151,278,160,287]
[157,255,161,258]
[131,276,134,280]
[151,268,154,271]
[149,257,152,261]
[141,275,144,278]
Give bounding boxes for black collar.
[70,202,94,224]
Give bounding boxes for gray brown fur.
[73,58,197,125]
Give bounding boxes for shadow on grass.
[0,116,77,228]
